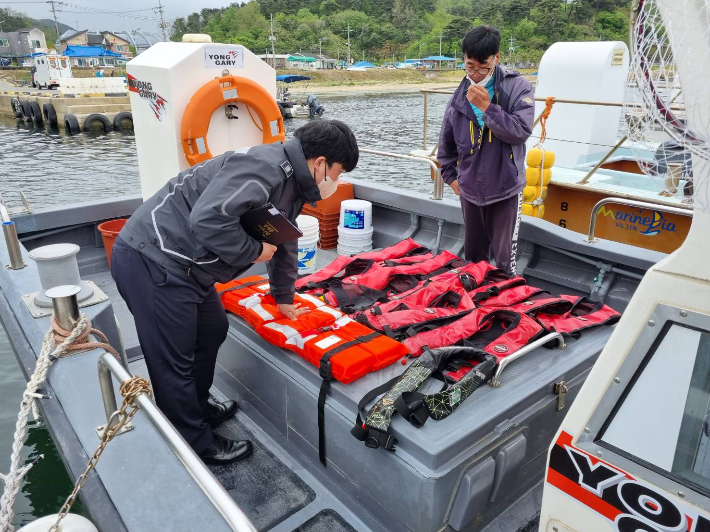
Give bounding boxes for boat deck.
[1,181,666,532]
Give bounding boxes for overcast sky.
[7,0,235,35]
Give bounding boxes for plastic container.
[337,242,373,256]
[339,199,372,231]
[296,215,319,274]
[97,218,128,267]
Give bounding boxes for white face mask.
[314,161,338,199]
[467,60,497,87]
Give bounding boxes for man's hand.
[467,84,491,113]
[449,180,460,196]
[278,302,310,321]
[254,243,277,263]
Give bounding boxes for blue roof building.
[63,45,123,67]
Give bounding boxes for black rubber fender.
[19,100,31,120]
[83,113,111,133]
[10,97,22,118]
[112,111,133,130]
[43,103,58,128]
[29,101,43,125]
[64,113,80,135]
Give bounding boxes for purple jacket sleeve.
[483,78,535,145]
[437,104,459,185]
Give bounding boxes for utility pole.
[419,42,423,60]
[269,13,276,68]
[346,23,351,66]
[439,32,442,69]
[48,0,61,49]
[155,0,168,41]
[507,35,515,65]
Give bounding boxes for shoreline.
[314,81,460,94]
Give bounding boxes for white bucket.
[339,199,373,231]
[296,215,319,274]
[338,242,373,256]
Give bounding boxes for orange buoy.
[180,75,285,166]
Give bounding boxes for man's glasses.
[465,66,493,75]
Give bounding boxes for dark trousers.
[460,192,522,276]
[111,237,229,453]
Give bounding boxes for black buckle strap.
[318,332,381,466]
[217,279,267,296]
[394,392,430,428]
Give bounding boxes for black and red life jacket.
[403,307,544,363]
[536,295,620,337]
[295,238,430,291]
[324,251,467,313]
[355,282,475,340]
[506,291,575,316]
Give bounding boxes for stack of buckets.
[296,215,320,274]
[337,199,373,255]
[301,181,354,249]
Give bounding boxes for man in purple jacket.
[438,26,534,275]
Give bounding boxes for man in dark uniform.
[111,120,359,465]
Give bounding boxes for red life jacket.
[403,307,544,362]
[506,291,575,316]
[257,306,345,348]
[536,296,620,337]
[367,261,499,314]
[467,273,527,303]
[295,238,430,290]
[327,251,467,313]
[356,284,475,340]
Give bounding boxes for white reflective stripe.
[270,120,279,137]
[238,294,262,308]
[297,293,324,308]
[195,137,206,154]
[248,303,274,322]
[334,316,354,328]
[285,333,317,350]
[263,321,299,339]
[317,307,343,319]
[151,160,222,265]
[223,88,238,100]
[220,179,269,216]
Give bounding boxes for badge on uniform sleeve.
[280,161,294,178]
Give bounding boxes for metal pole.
[423,92,428,150]
[97,359,119,423]
[577,135,628,185]
[2,221,26,270]
[359,148,443,200]
[270,14,276,69]
[98,353,258,532]
[46,285,81,332]
[489,333,566,387]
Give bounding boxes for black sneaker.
[199,433,253,465]
[205,398,238,428]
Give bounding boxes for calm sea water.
[0,90,452,526]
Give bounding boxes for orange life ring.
[180,75,285,167]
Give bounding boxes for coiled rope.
[0,315,121,532]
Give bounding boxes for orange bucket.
[97,218,128,267]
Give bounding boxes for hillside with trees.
[0,8,74,49]
[170,0,631,63]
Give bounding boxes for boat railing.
[417,89,686,194]
[0,195,27,270]
[586,197,693,243]
[97,352,257,532]
[489,332,566,388]
[359,148,445,200]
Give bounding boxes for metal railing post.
[1,201,26,270]
[586,197,692,243]
[359,148,444,200]
[577,135,629,185]
[96,352,257,532]
[423,92,428,151]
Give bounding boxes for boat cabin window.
[599,324,710,494]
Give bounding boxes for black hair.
[461,26,501,63]
[294,119,359,172]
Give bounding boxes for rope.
[0,315,120,532]
[538,97,555,145]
